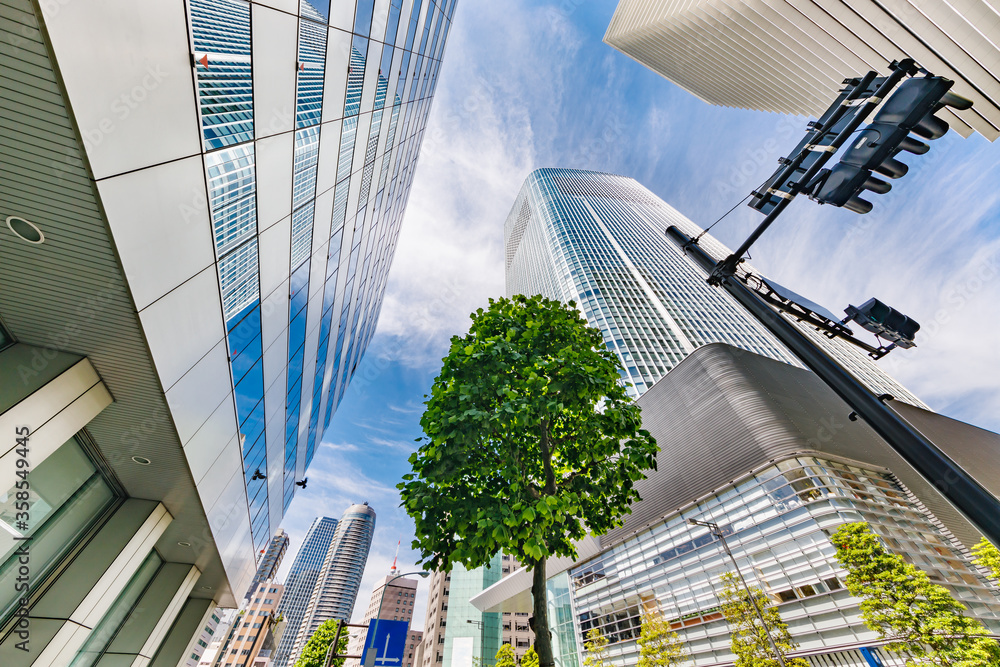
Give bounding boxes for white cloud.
[374,0,588,369]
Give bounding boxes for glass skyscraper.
[192,0,459,555]
[289,503,378,665]
[274,516,340,667]
[0,0,454,663]
[504,168,923,405]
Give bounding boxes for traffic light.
[809,76,972,213]
[844,298,920,348]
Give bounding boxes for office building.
[504,168,922,404]
[273,517,340,667]
[346,570,422,667]
[416,556,535,667]
[290,503,378,662]
[604,0,1000,140]
[472,344,1000,667]
[247,530,290,602]
[0,0,456,662]
[188,609,224,667]
[216,581,285,667]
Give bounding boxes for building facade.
[216,581,285,667]
[247,529,290,602]
[472,345,1000,667]
[416,556,536,667]
[273,517,340,667]
[347,571,423,667]
[0,0,456,662]
[290,503,378,662]
[604,0,1000,140]
[504,168,923,405]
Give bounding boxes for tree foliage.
[637,611,690,667]
[495,644,517,667]
[521,646,539,667]
[832,522,1000,666]
[971,538,1000,586]
[400,295,657,568]
[399,295,658,667]
[719,571,808,667]
[294,619,349,667]
[582,628,610,667]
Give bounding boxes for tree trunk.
[531,557,555,667]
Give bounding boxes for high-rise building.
[216,581,285,667]
[604,0,1000,140]
[290,503,378,662]
[346,569,422,666]
[504,168,923,405]
[247,529,290,602]
[274,517,340,667]
[0,0,456,662]
[416,556,535,667]
[472,344,1000,667]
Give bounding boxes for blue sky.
[277,0,1000,625]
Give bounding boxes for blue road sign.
[363,619,410,667]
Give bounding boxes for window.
[0,434,120,623]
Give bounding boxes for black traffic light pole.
[712,61,914,282]
[667,225,1000,549]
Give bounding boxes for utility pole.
[666,225,1000,548]
[688,519,786,667]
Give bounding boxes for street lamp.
[324,571,430,667]
[687,518,787,667]
[467,619,486,666]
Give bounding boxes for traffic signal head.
[844,298,920,348]
[809,75,972,213]
[810,164,890,214]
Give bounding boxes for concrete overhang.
[0,0,245,606]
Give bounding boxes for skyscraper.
[290,503,378,663]
[603,0,1000,140]
[274,517,340,667]
[216,581,285,667]
[0,0,456,662]
[504,168,923,405]
[247,529,290,601]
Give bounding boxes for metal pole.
[668,226,1000,548]
[324,619,346,667]
[691,519,787,667]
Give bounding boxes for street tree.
[399,295,658,667]
[522,646,539,667]
[972,537,1000,585]
[295,619,349,667]
[719,571,808,667]
[582,628,610,667]
[832,522,1000,666]
[637,611,690,667]
[495,644,517,667]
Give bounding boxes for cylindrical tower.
[291,503,377,659]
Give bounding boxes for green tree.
[637,611,690,667]
[399,295,658,667]
[971,538,1000,585]
[582,628,610,667]
[521,646,539,667]
[832,522,1000,666]
[719,571,808,667]
[294,619,349,667]
[495,644,517,667]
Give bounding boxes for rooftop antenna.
[390,539,400,575]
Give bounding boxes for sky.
[276,0,1000,629]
